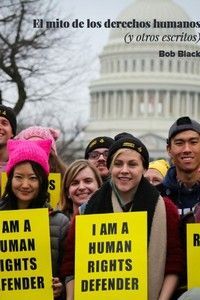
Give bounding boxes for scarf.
[85,176,159,242]
[84,177,167,299]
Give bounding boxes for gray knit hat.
[167,116,200,144]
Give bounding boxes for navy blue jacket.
[157,166,200,216]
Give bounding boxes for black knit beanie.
[107,135,149,169]
[85,136,114,159]
[0,105,17,136]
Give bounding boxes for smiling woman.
[60,133,184,300]
[58,159,102,220]
[11,162,40,209]
[0,139,69,299]
[110,149,145,205]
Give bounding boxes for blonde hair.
[109,148,145,170]
[58,159,102,215]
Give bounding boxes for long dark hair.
[1,161,50,209]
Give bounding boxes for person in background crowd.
[0,105,17,195]
[145,159,170,186]
[156,116,200,298]
[84,136,114,182]
[0,104,17,172]
[61,134,183,300]
[15,126,67,178]
[158,116,200,217]
[58,159,102,220]
[0,139,69,299]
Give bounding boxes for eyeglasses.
[88,150,109,160]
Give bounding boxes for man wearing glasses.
[84,136,114,182]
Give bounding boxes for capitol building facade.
[84,0,200,159]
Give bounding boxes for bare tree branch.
[0,0,92,117]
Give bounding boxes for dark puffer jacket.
[49,210,69,277]
[157,166,200,216]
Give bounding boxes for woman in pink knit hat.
[0,139,69,299]
[15,126,67,178]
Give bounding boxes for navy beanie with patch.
[107,135,149,169]
[0,105,17,136]
[85,136,114,159]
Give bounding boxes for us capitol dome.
[84,0,200,159]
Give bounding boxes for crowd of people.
[0,104,200,299]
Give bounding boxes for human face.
[144,169,163,185]
[88,147,109,178]
[167,130,200,174]
[68,166,99,208]
[111,149,145,200]
[12,162,40,209]
[0,116,13,147]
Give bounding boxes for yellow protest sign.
[47,173,61,208]
[187,223,200,289]
[75,212,147,300]
[1,172,61,209]
[0,172,7,196]
[0,208,53,300]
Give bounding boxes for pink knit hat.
[6,139,52,175]
[15,126,60,154]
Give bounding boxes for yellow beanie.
[149,159,170,178]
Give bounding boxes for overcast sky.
[62,0,200,55]
[54,0,200,123]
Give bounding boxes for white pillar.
[186,92,191,116]
[144,91,148,117]
[122,91,127,118]
[97,93,102,120]
[90,93,95,120]
[114,91,118,119]
[164,91,170,117]
[174,91,180,117]
[194,92,198,119]
[155,91,159,116]
[95,93,99,119]
[95,93,99,120]
[104,92,109,119]
[133,90,137,117]
[128,91,133,118]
